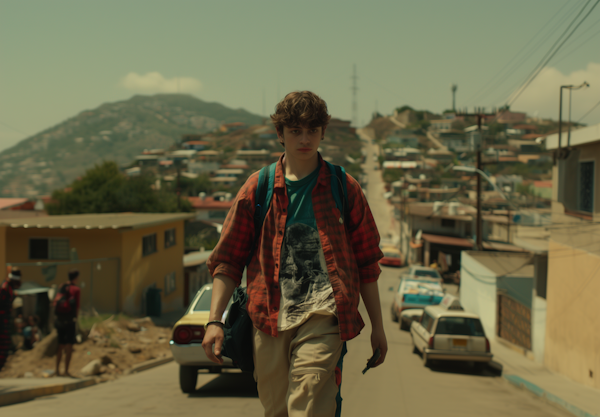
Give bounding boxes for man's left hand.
[370,327,387,367]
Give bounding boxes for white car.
[391,277,444,327]
[400,308,423,331]
[170,284,235,393]
[403,265,442,281]
[410,295,493,370]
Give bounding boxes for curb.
[504,375,599,417]
[0,378,97,408]
[0,356,174,408]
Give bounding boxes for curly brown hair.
[270,91,331,138]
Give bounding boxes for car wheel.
[399,319,409,331]
[391,305,398,322]
[422,352,430,367]
[208,366,222,374]
[179,365,198,393]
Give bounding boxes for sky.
[1,0,599,152]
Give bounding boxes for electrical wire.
[466,0,578,106]
[0,121,31,137]
[552,25,600,65]
[505,0,600,107]
[577,99,600,123]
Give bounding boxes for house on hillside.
[219,122,247,133]
[544,122,600,390]
[429,119,453,133]
[0,213,194,316]
[182,141,209,151]
[188,193,234,221]
[236,149,271,162]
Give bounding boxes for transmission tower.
[451,84,457,112]
[351,64,358,127]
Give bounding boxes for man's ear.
[321,125,327,140]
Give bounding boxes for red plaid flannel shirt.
[207,154,383,341]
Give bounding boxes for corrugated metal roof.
[1,213,194,230]
[0,198,29,210]
[464,251,533,277]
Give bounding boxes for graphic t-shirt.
[277,167,337,331]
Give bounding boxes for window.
[164,272,176,295]
[142,234,157,256]
[209,210,227,219]
[421,313,435,332]
[434,317,485,337]
[441,219,456,228]
[579,161,594,213]
[164,228,176,248]
[29,238,69,260]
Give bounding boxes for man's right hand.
[202,323,225,364]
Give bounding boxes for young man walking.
[204,91,387,416]
[54,270,80,377]
[0,268,21,372]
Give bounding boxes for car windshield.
[414,270,440,278]
[435,317,485,337]
[192,288,234,312]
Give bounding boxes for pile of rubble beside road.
[0,316,172,381]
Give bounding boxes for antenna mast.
[351,64,358,127]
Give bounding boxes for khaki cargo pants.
[253,314,343,417]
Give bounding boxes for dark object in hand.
[362,348,381,374]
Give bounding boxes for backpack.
[247,160,350,265]
[54,283,76,316]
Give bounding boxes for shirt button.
[283,208,286,212]
[273,306,278,312]
[275,263,278,268]
[273,284,279,290]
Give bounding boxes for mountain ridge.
[0,94,264,198]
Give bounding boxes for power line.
[466,0,576,106]
[577,99,600,123]
[0,121,31,137]
[552,24,600,65]
[505,0,600,107]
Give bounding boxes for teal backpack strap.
[325,161,350,225]
[247,162,277,266]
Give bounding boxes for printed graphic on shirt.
[278,222,336,330]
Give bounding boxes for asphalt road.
[2,137,570,417]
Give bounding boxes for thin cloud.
[509,62,600,123]
[121,72,202,94]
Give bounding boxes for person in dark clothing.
[54,270,80,377]
[0,268,21,372]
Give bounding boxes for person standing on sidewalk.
[53,270,80,377]
[204,91,387,416]
[0,267,21,371]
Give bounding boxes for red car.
[379,247,403,267]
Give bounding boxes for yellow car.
[170,283,235,393]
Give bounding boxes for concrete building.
[460,251,546,363]
[0,213,193,316]
[544,122,600,389]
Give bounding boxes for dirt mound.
[0,316,172,380]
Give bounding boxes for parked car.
[403,265,442,281]
[379,246,403,267]
[400,308,423,331]
[170,283,235,393]
[390,277,444,326]
[410,295,493,370]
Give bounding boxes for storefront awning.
[421,233,473,248]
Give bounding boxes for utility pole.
[456,108,496,250]
[351,64,358,127]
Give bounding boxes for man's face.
[278,125,326,163]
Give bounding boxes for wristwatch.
[204,320,224,330]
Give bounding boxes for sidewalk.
[489,339,600,417]
[0,357,173,407]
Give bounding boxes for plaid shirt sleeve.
[207,172,258,286]
[345,173,383,283]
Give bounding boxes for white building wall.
[531,294,547,363]
[459,252,498,338]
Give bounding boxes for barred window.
[164,228,176,248]
[143,234,157,257]
[29,238,70,260]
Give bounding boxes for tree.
[47,161,191,214]
[395,105,414,114]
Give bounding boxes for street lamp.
[558,81,590,154]
[453,165,511,250]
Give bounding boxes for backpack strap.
[247,162,277,266]
[325,161,350,226]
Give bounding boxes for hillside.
[0,94,264,197]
